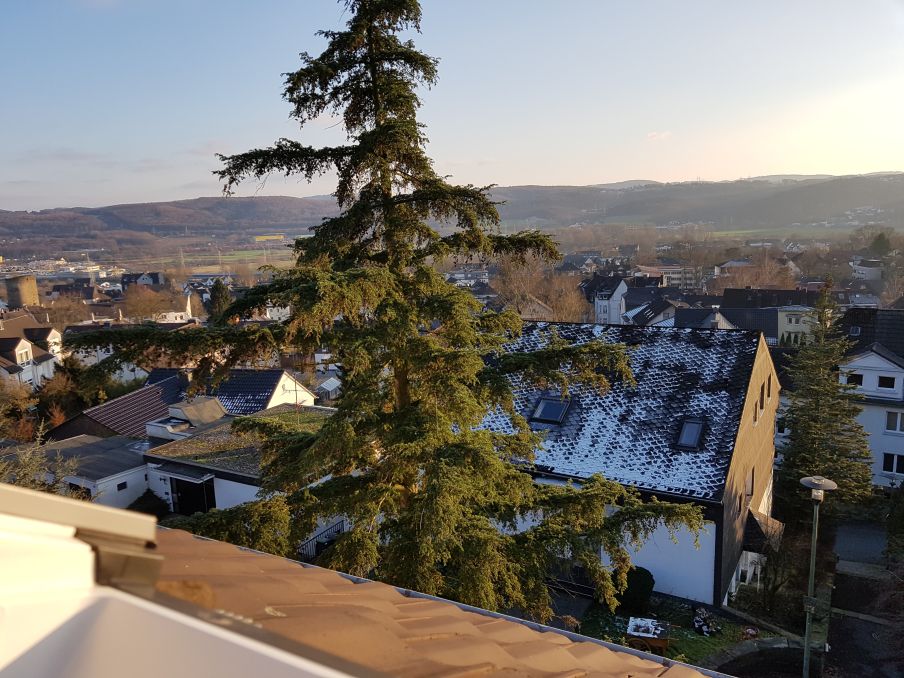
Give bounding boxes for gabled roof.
[838,308,904,360]
[579,273,625,302]
[846,342,904,370]
[80,377,184,438]
[480,323,763,501]
[146,368,311,416]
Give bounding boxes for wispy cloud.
[646,131,672,142]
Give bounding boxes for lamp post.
[800,475,837,678]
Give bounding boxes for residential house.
[47,376,184,441]
[3,435,149,508]
[63,322,152,382]
[145,405,333,515]
[0,483,719,678]
[623,298,686,326]
[0,338,55,389]
[146,368,316,415]
[480,323,781,605]
[713,259,752,278]
[120,271,166,291]
[580,274,628,324]
[850,258,883,281]
[837,308,904,486]
[0,310,62,388]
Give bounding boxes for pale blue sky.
[3,0,904,210]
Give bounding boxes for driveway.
[834,520,887,565]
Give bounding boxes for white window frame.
[885,411,904,434]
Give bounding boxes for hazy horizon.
[3,0,904,211]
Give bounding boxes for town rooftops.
[721,287,851,309]
[579,274,625,302]
[480,323,763,501]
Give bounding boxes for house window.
[886,412,904,433]
[531,398,570,425]
[883,453,904,474]
[759,383,765,410]
[16,349,30,365]
[117,481,128,491]
[849,326,861,337]
[878,376,896,390]
[677,418,704,449]
[767,375,772,399]
[746,468,755,498]
[776,416,787,434]
[846,373,863,386]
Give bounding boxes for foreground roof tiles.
[155,529,707,677]
[480,323,760,501]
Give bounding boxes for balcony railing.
[298,520,346,562]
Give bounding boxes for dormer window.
[879,376,896,390]
[846,373,863,386]
[677,418,704,449]
[531,397,570,426]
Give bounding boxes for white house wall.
[148,469,174,511]
[267,373,316,409]
[89,467,149,509]
[618,521,716,605]
[213,478,260,509]
[857,404,904,487]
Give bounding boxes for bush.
[617,566,655,615]
[127,490,171,520]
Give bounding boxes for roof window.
[677,418,704,449]
[848,326,861,337]
[531,397,570,426]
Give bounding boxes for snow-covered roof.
[479,323,762,502]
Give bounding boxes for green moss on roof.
[148,405,331,476]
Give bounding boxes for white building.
[840,343,904,486]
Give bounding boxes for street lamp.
[800,475,837,678]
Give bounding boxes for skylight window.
[677,418,704,449]
[531,398,570,425]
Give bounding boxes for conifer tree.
[778,285,872,514]
[206,278,232,323]
[68,0,701,619]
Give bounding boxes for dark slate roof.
[629,298,676,326]
[838,308,904,359]
[720,308,779,339]
[146,368,293,416]
[20,435,147,481]
[674,308,719,329]
[623,286,678,311]
[579,274,625,303]
[82,377,183,438]
[479,323,762,501]
[721,287,850,309]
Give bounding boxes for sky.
[2,0,904,211]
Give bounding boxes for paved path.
[834,520,887,564]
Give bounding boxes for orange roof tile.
[154,529,712,678]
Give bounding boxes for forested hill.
[2,173,902,238]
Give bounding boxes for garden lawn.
[578,594,772,666]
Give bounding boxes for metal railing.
[298,519,346,562]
